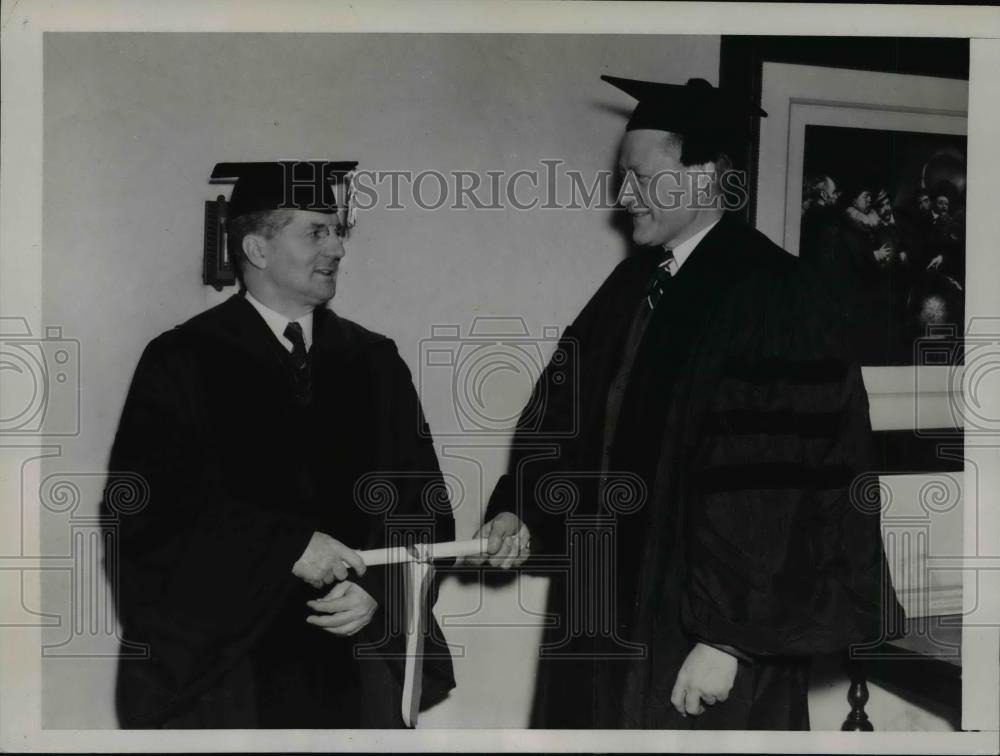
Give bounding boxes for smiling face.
[242,208,348,318]
[617,129,718,249]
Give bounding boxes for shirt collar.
[244,291,314,352]
[667,219,720,271]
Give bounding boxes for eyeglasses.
[304,223,349,242]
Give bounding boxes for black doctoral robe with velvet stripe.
[485,214,904,729]
[104,293,455,728]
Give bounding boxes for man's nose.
[322,232,347,260]
[617,182,638,209]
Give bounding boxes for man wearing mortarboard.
[471,78,904,729]
[104,161,455,728]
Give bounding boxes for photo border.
[2,1,999,752]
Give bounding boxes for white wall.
[40,32,952,732]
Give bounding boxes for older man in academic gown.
[472,78,905,729]
[103,161,455,728]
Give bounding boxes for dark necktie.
[283,321,312,403]
[646,248,676,311]
[599,248,676,491]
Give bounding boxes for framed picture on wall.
[718,40,970,462]
[756,61,967,368]
[749,60,967,452]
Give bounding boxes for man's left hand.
[670,642,738,717]
[305,581,377,637]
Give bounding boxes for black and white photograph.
[1,2,999,753]
[800,125,967,366]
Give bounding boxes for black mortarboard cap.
[601,75,767,133]
[210,160,358,219]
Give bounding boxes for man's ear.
[242,234,268,271]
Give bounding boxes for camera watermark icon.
[2,464,151,659]
[352,516,455,661]
[848,457,970,662]
[0,317,80,436]
[352,470,466,517]
[537,514,646,660]
[914,317,1000,436]
[518,469,648,659]
[418,317,578,437]
[533,470,648,519]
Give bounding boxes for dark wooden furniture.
[842,614,962,731]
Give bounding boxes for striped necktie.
[283,321,312,403]
[283,321,308,370]
[646,248,676,310]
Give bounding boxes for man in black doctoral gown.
[103,161,455,728]
[471,78,905,729]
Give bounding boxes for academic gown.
[103,293,455,728]
[485,214,905,729]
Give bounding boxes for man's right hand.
[465,512,531,569]
[292,532,367,589]
[873,243,893,266]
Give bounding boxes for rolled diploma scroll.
[357,537,489,567]
[356,538,488,727]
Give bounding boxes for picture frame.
[718,35,970,227]
[754,61,967,260]
[753,60,967,441]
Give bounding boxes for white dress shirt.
[244,292,314,353]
